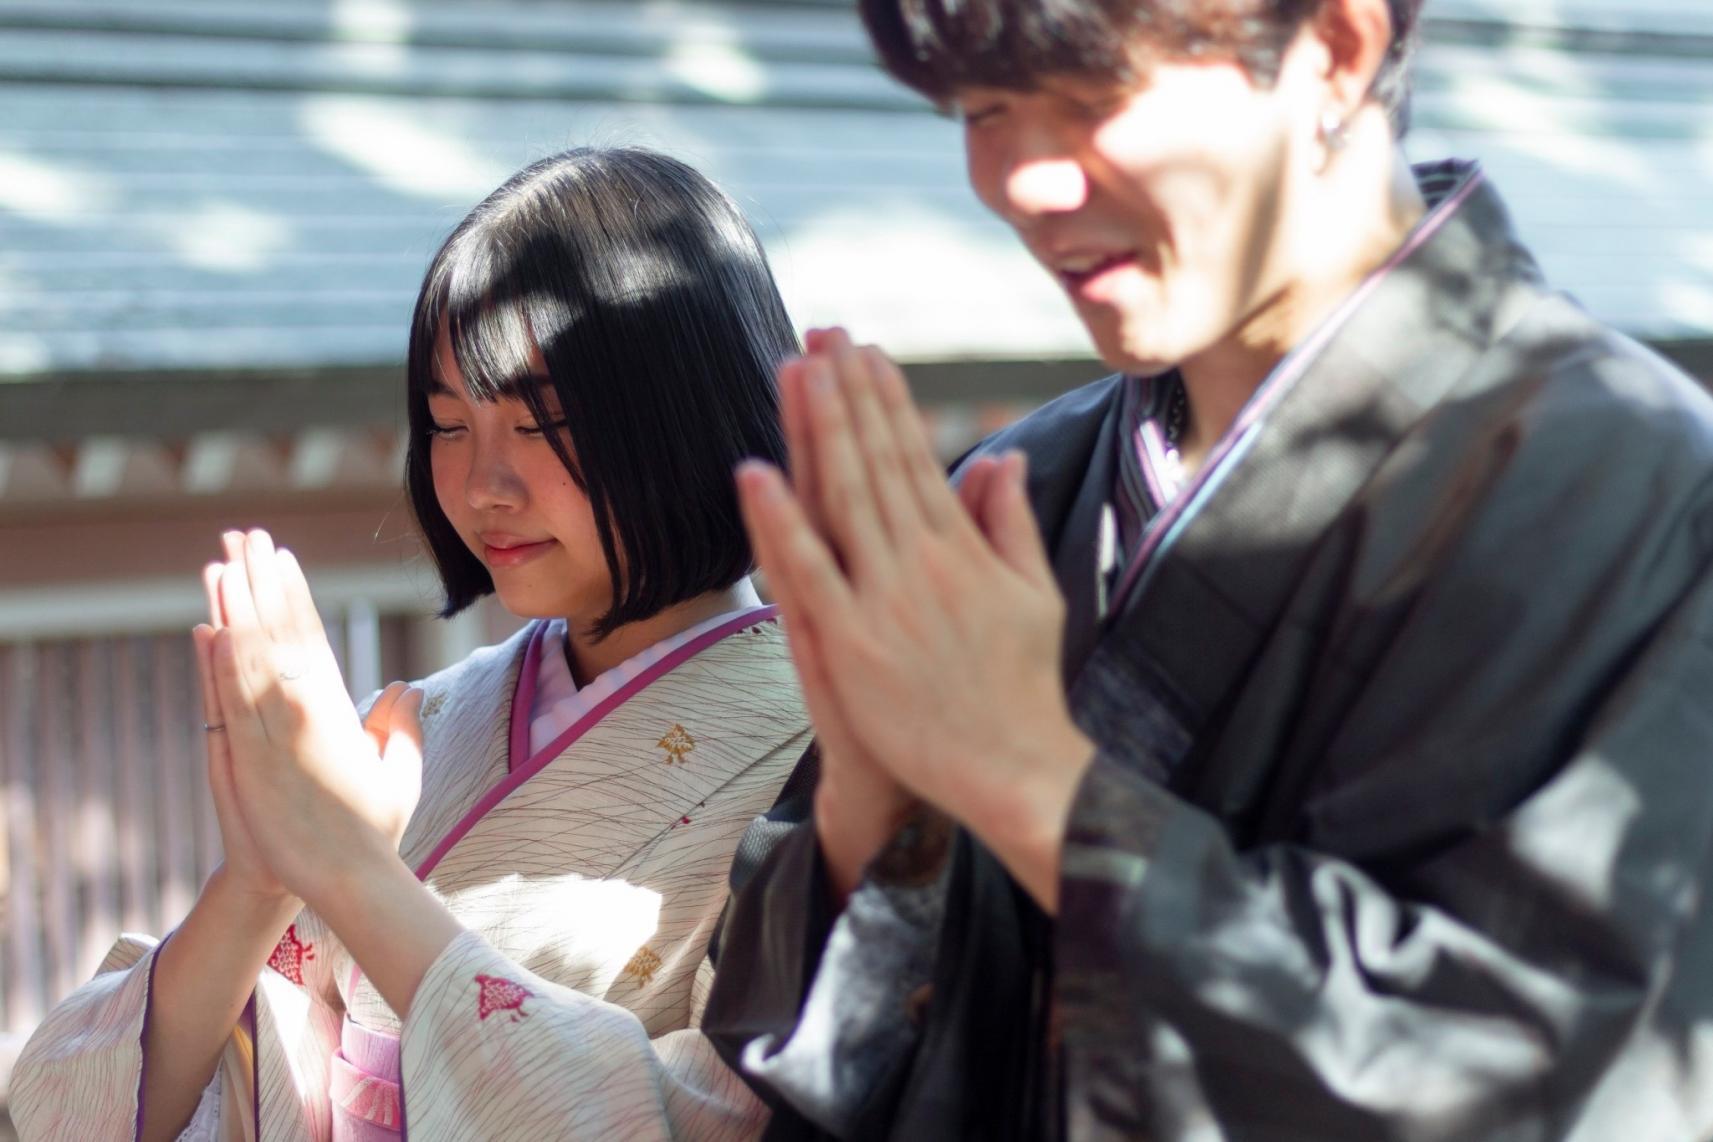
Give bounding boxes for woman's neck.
[562,578,762,687]
[1176,131,1427,475]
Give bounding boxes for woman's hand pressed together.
[202,529,425,904]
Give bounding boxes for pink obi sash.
[330,1014,403,1140]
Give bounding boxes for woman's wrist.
[203,864,301,933]
[310,851,463,1020]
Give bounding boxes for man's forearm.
[141,869,299,1142]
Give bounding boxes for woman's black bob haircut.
[405,146,795,638]
[859,0,1422,136]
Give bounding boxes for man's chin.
[1091,340,1178,379]
[1080,318,1179,378]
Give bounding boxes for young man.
[706,0,1713,1137]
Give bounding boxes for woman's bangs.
[441,296,536,404]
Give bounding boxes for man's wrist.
[962,720,1097,914]
[814,754,922,901]
[866,807,955,888]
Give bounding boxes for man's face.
[957,52,1311,375]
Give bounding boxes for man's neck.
[1176,136,1426,474]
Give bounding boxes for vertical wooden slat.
[1,611,413,1039]
[1,644,47,1033]
[35,643,76,1012]
[188,635,224,886]
[74,640,119,982]
[379,614,410,690]
[345,599,382,700]
[0,647,7,923]
[113,637,156,934]
[152,636,196,928]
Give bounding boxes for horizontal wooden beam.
[0,366,402,443]
[0,357,1110,444]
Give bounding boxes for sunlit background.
[2,0,1711,1129]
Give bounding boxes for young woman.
[14,147,805,1140]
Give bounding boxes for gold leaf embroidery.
[420,693,446,719]
[658,724,695,764]
[622,946,663,987]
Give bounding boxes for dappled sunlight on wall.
[664,39,767,103]
[300,96,512,200]
[165,201,295,274]
[0,150,117,225]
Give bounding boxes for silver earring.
[1318,110,1350,153]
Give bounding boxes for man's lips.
[479,537,556,568]
[1056,252,1139,298]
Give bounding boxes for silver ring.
[203,722,227,733]
[278,669,304,682]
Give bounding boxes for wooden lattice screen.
[0,633,220,1044]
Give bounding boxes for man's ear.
[1313,0,1396,116]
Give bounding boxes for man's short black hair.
[859,0,1422,135]
[404,146,795,638]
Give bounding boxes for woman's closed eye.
[517,419,569,437]
[426,420,466,438]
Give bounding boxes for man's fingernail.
[742,462,785,500]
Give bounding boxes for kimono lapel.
[1044,389,1126,684]
[415,608,785,883]
[406,614,803,994]
[1101,164,1526,762]
[394,628,527,874]
[958,373,1127,685]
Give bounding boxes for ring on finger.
[276,648,308,682]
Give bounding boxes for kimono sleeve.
[1056,561,1713,1137]
[399,930,768,1140]
[10,935,161,1139]
[11,911,348,1142]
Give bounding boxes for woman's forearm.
[140,868,299,1142]
[307,845,464,1023]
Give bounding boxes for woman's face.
[427,327,613,623]
[957,40,1320,376]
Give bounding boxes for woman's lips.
[481,539,556,568]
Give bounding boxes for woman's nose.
[464,444,524,512]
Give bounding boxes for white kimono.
[12,611,809,1140]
